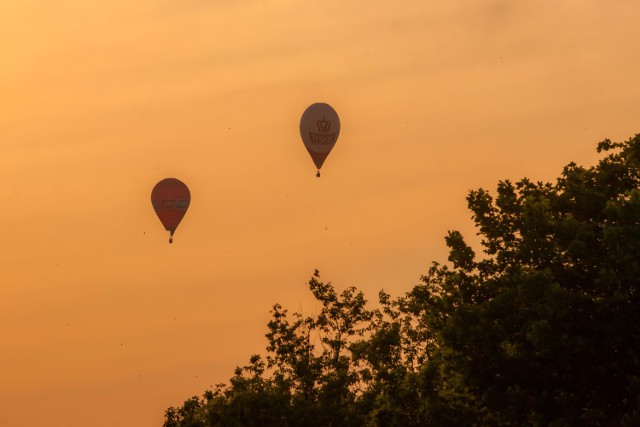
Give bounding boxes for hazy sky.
[1,1,639,426]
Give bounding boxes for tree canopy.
[164,134,640,426]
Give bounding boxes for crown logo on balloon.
[309,116,335,145]
[317,116,331,132]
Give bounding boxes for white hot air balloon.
[300,103,340,177]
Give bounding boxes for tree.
[164,134,640,426]
[165,271,377,427]
[411,134,640,425]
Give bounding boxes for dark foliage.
[164,134,640,426]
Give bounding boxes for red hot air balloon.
[300,103,340,177]
[151,178,190,243]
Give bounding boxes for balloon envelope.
[300,103,340,172]
[151,178,190,242]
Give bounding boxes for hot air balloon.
[151,178,190,243]
[300,103,340,177]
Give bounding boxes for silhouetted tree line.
[164,134,640,426]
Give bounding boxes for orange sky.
[1,1,639,426]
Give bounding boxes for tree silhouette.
[164,134,640,426]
